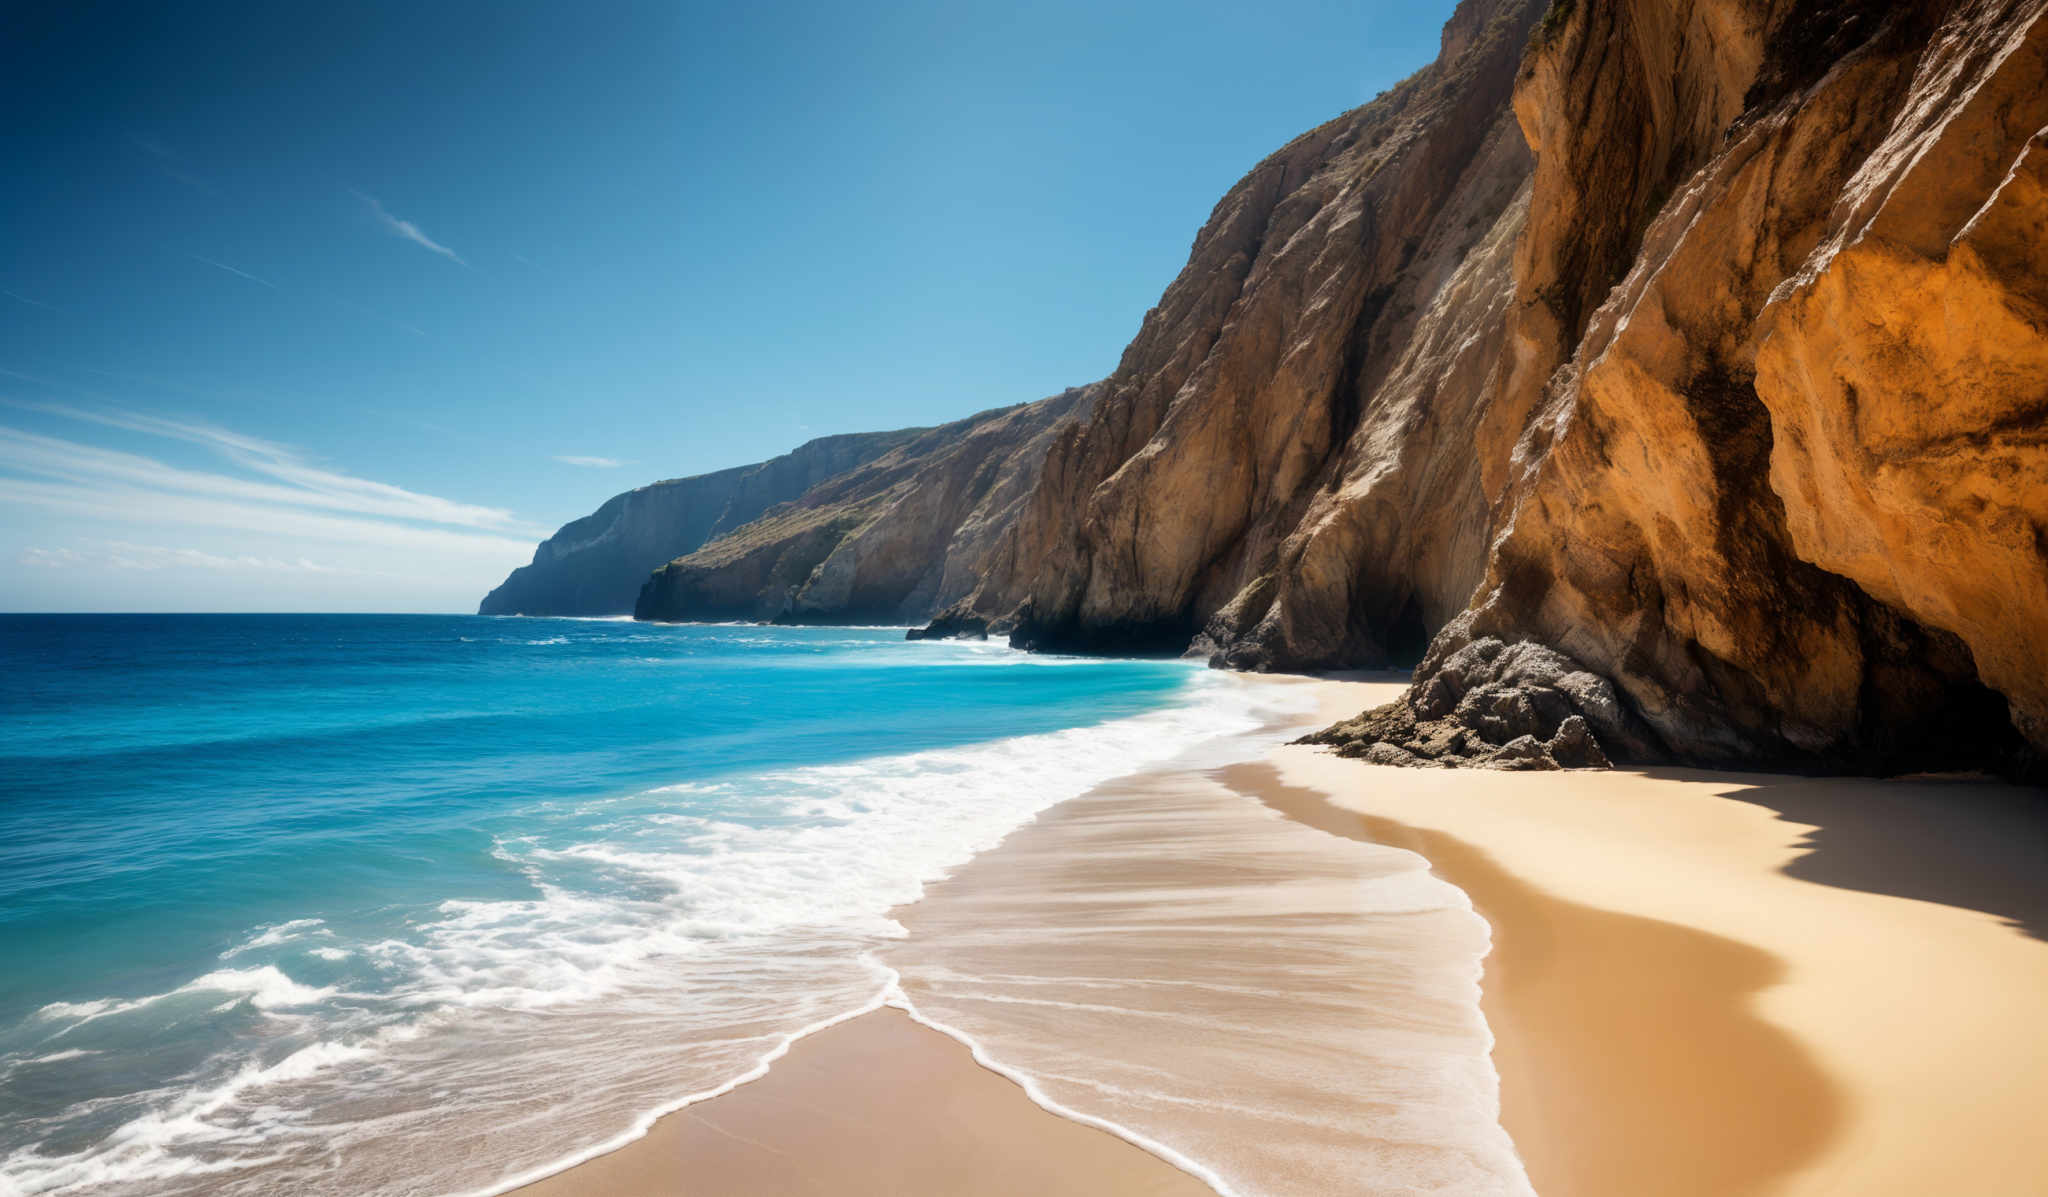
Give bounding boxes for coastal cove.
[0,617,1284,1195]
[504,676,2048,1196]
[6,0,2048,1192]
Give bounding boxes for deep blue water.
[0,614,1260,1196]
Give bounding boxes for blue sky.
[2,0,1455,612]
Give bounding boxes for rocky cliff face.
[942,0,1547,661]
[478,430,918,616]
[515,0,2045,776]
[935,0,2048,775]
[1363,0,2048,774]
[634,390,1093,624]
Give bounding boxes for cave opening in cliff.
[1383,593,1432,669]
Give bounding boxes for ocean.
[0,614,1294,1196]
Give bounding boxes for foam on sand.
[1,669,1305,1197]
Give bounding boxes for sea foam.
[1,661,1303,1197]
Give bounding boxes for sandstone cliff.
[514,0,2046,776]
[940,0,1546,662]
[478,430,918,616]
[1336,0,2048,774]
[933,0,2048,775]
[634,389,1093,624]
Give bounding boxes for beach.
[513,675,2048,1195]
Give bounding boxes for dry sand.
[1271,680,2048,1196]
[512,674,2048,1196]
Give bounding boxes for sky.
[2,0,1456,612]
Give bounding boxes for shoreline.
[502,672,1359,1197]
[507,674,1453,1197]
[503,673,2048,1195]
[1270,729,2048,1195]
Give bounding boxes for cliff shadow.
[1220,761,1843,1197]
[1663,768,2048,942]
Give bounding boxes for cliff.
[503,0,2046,777]
[478,430,919,616]
[935,0,2047,775]
[928,0,1545,660]
[1313,0,2048,775]
[633,390,1094,624]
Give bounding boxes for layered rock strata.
[634,390,1094,624]
[496,0,2047,777]
[1399,0,2048,773]
[479,430,918,616]
[946,0,2048,775]
[940,0,1548,663]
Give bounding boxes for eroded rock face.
[1420,0,2048,772]
[1753,17,2048,753]
[633,390,1093,624]
[937,0,1548,663]
[527,0,2047,776]
[478,430,919,616]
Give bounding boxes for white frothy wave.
[32,967,332,1034]
[219,920,326,958]
[3,669,1311,1196]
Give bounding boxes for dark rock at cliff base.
[906,613,989,642]
[1299,613,1649,770]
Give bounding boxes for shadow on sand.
[1651,767,2048,943]
[1224,760,1843,1197]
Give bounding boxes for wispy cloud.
[130,135,210,191]
[3,404,541,532]
[3,290,52,310]
[0,405,549,565]
[20,541,382,576]
[553,455,624,468]
[353,190,466,266]
[187,253,278,291]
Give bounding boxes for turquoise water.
[0,615,1271,1196]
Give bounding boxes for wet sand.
[509,1003,1212,1196]
[509,674,1523,1196]
[884,676,1527,1196]
[509,674,2048,1195]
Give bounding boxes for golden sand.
[1273,680,2048,1195]
[514,675,2048,1195]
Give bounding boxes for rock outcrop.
[478,430,918,616]
[634,390,1093,624]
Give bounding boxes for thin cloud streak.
[21,541,388,577]
[0,475,537,559]
[4,290,53,309]
[352,190,467,266]
[553,455,624,468]
[187,254,279,290]
[1,405,546,535]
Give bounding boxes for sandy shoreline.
[510,674,2048,1195]
[1271,686,2048,1195]
[509,1000,1212,1197]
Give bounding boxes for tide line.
[456,954,1240,1197]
